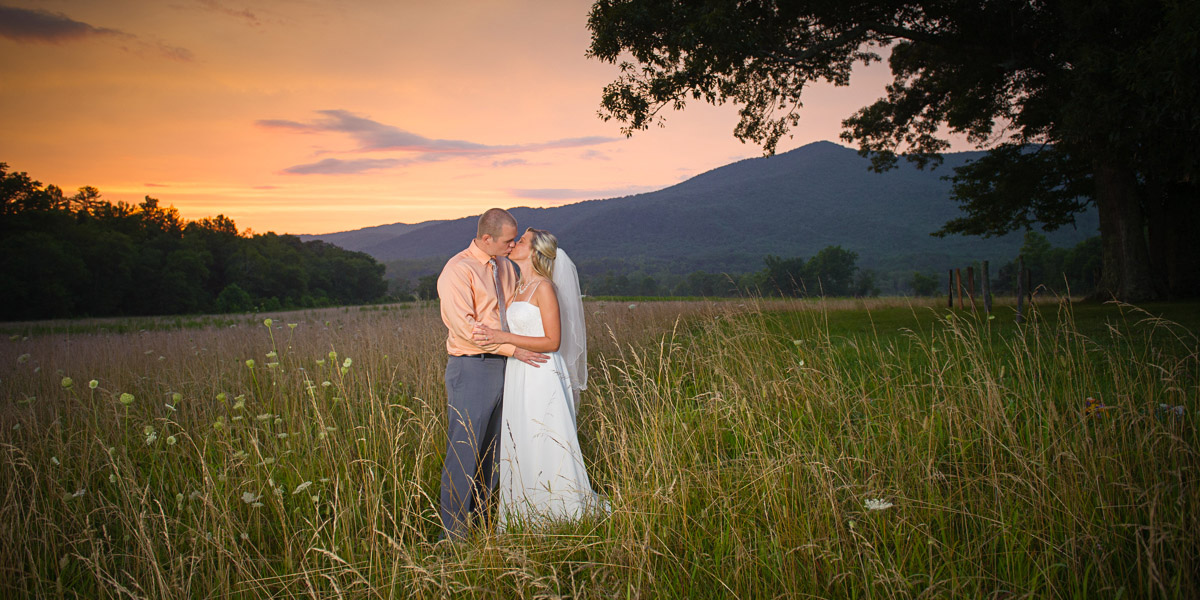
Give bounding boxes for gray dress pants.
[439,354,506,540]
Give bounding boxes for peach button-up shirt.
[437,240,518,357]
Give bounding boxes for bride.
[472,228,605,528]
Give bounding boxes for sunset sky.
[1,0,933,235]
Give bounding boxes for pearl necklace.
[516,277,538,296]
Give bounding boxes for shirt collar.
[467,240,494,265]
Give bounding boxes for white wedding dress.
[497,299,604,528]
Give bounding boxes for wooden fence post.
[948,269,953,308]
[1016,255,1025,324]
[1025,266,1033,307]
[982,260,992,314]
[955,268,964,310]
[966,266,977,312]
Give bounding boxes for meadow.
[1,296,1196,598]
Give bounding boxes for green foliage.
[852,269,881,298]
[994,232,1102,296]
[0,164,390,320]
[215,284,254,313]
[415,274,438,301]
[910,272,940,297]
[760,246,861,297]
[672,271,741,297]
[937,145,1093,237]
[576,246,871,298]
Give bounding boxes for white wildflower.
[864,498,894,511]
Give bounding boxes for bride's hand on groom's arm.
[472,323,509,346]
[512,347,549,367]
[474,324,548,367]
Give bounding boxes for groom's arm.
[437,263,516,356]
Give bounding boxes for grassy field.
[1,296,1196,598]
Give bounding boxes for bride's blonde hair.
[526,228,557,280]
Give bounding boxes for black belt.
[453,353,506,359]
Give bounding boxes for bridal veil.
[551,249,587,416]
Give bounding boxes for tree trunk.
[1092,157,1161,302]
[1155,181,1200,298]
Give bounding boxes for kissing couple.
[436,208,606,541]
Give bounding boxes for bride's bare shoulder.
[527,277,557,306]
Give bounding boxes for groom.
[436,207,548,541]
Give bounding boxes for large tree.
[587,0,1200,300]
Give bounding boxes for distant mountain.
[297,220,440,253]
[306,141,1098,279]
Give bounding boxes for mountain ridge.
[304,141,1098,279]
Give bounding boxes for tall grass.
[1,297,1195,598]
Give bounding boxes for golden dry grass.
[1,296,1195,598]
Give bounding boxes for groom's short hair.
[477,208,517,239]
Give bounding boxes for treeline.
[907,232,1102,298]
[994,232,1101,297]
[1,163,388,320]
[580,245,881,298]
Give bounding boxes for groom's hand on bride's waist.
[513,348,549,367]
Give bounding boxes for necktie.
[490,258,509,332]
